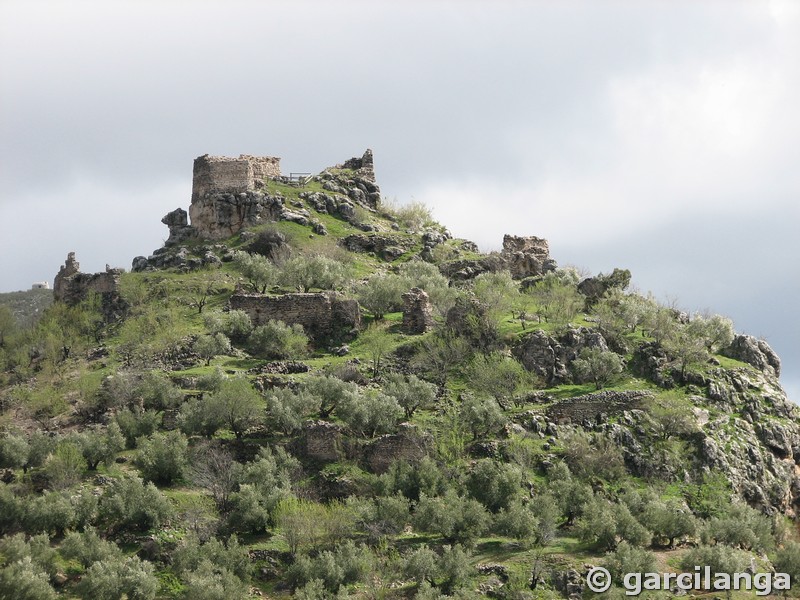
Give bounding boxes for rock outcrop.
[513,327,609,385]
[500,235,557,279]
[723,334,781,378]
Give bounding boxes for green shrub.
[248,320,309,359]
[0,556,57,600]
[602,541,657,582]
[115,408,162,449]
[44,440,86,489]
[98,476,173,533]
[76,555,158,600]
[335,388,403,437]
[61,527,123,568]
[135,430,189,484]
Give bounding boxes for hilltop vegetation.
[0,160,798,600]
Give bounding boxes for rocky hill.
[0,151,798,600]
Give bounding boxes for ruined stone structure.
[31,282,49,290]
[513,327,609,386]
[401,288,434,334]
[362,424,431,474]
[229,291,360,340]
[53,253,120,304]
[546,390,652,424]
[500,235,557,279]
[191,154,281,203]
[295,420,345,462]
[339,149,376,183]
[53,253,126,319]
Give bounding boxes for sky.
[1,0,798,399]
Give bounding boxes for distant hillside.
[0,287,53,328]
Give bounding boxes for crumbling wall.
[402,288,434,334]
[53,252,126,319]
[229,291,360,340]
[546,390,652,424]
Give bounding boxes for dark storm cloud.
[1,0,798,396]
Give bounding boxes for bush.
[702,502,774,552]
[248,320,309,359]
[182,560,250,600]
[561,430,626,481]
[570,347,624,389]
[23,491,77,535]
[679,544,751,579]
[466,459,523,512]
[286,540,374,592]
[576,498,651,551]
[0,557,57,600]
[382,374,437,419]
[439,544,473,594]
[61,527,123,567]
[0,532,57,578]
[602,541,657,582]
[267,387,320,434]
[115,408,162,449]
[76,555,158,600]
[774,541,800,583]
[465,353,530,409]
[135,430,189,484]
[335,388,403,437]
[378,456,447,502]
[493,499,539,542]
[404,545,439,586]
[204,309,253,343]
[414,491,490,547]
[44,441,86,489]
[0,432,29,470]
[98,476,173,533]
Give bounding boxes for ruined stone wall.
[229,292,360,340]
[546,390,652,424]
[53,252,120,304]
[192,154,281,203]
[53,252,126,319]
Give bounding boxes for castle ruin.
[191,154,282,203]
[53,252,126,319]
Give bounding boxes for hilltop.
[0,150,799,600]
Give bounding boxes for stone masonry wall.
[53,252,121,304]
[192,154,281,203]
[546,390,652,424]
[229,292,360,340]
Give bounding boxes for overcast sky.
[1,0,798,399]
